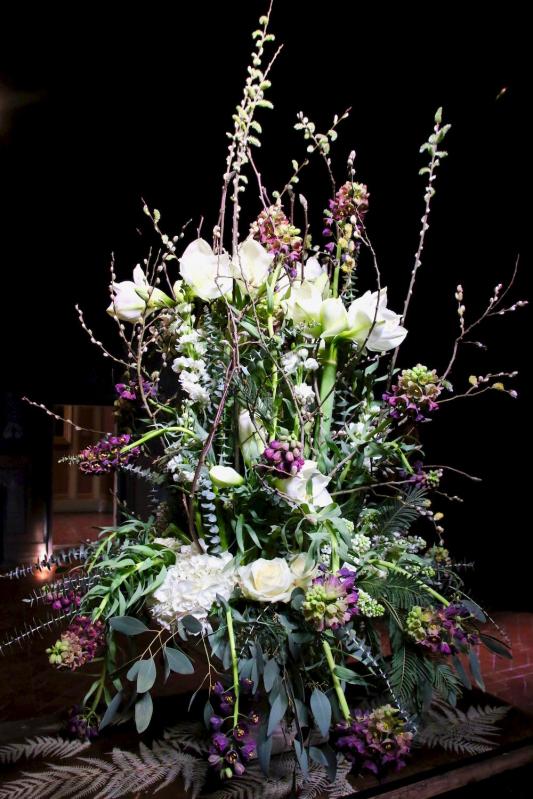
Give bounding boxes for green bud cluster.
[357,589,385,617]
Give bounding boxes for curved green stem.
[371,558,450,607]
[90,660,107,712]
[267,315,279,437]
[322,639,350,721]
[121,425,200,453]
[329,528,340,572]
[226,608,240,727]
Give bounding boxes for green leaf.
[462,599,487,623]
[126,661,141,682]
[99,691,123,731]
[293,738,308,777]
[469,649,485,692]
[165,646,194,675]
[263,658,279,694]
[267,689,288,736]
[479,634,512,659]
[334,666,367,685]
[134,691,153,733]
[137,658,157,693]
[182,615,203,635]
[310,688,331,737]
[453,655,472,690]
[110,616,149,636]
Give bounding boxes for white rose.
[238,409,266,464]
[179,238,233,301]
[107,265,172,323]
[277,459,333,508]
[289,553,318,589]
[238,557,295,603]
[343,288,407,352]
[232,238,274,294]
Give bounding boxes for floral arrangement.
[2,4,525,789]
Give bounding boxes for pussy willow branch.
[441,257,523,381]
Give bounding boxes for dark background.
[0,3,530,605]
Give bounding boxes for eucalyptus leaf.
[99,691,123,731]
[109,616,149,636]
[165,646,194,674]
[310,688,331,737]
[267,689,288,736]
[134,691,153,733]
[137,658,157,693]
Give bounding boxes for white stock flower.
[344,289,407,352]
[277,460,333,508]
[209,465,244,487]
[179,239,233,301]
[107,265,172,323]
[238,557,295,603]
[238,409,266,464]
[289,553,318,589]
[179,371,210,404]
[151,548,236,628]
[293,382,315,406]
[232,238,274,294]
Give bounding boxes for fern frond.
[418,703,509,755]
[377,485,427,537]
[389,644,432,708]
[0,736,90,765]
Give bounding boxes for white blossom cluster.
[150,544,236,628]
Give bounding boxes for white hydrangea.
[150,546,236,629]
[294,382,315,406]
[303,357,319,371]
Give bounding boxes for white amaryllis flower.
[319,297,349,338]
[209,465,244,487]
[343,288,407,352]
[283,275,349,339]
[107,265,172,323]
[179,239,233,301]
[150,548,236,628]
[232,238,274,294]
[276,256,325,299]
[238,557,295,603]
[277,459,333,508]
[238,409,266,464]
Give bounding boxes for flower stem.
[225,607,240,727]
[121,425,200,452]
[316,341,338,468]
[371,559,450,607]
[329,528,340,572]
[267,315,278,437]
[90,660,107,712]
[322,639,350,721]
